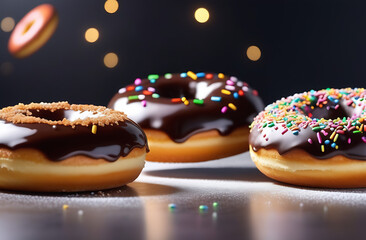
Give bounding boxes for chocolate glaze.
[108,73,264,142]
[249,89,366,160]
[0,109,148,161]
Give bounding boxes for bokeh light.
[194,8,209,23]
[85,28,99,43]
[104,0,119,14]
[104,52,118,68]
[246,45,261,61]
[1,17,15,32]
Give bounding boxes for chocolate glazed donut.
[249,88,366,188]
[109,71,264,162]
[0,102,148,192]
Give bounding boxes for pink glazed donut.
[8,4,58,58]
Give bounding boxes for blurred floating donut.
[8,4,59,58]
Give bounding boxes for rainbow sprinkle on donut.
[250,88,366,159]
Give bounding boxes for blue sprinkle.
[196,72,205,78]
[292,130,299,135]
[331,143,336,148]
[325,140,330,145]
[168,203,176,209]
[334,99,339,103]
[233,92,239,99]
[180,73,187,78]
[135,86,143,92]
[211,96,222,102]
[150,79,156,83]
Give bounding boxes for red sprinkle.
[238,90,244,96]
[127,86,135,91]
[252,90,258,96]
[143,90,153,95]
[171,98,182,103]
[206,73,213,79]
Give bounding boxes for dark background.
[0,0,365,108]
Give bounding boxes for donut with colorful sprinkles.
[249,88,366,188]
[108,71,264,162]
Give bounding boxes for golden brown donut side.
[0,147,146,192]
[146,127,249,162]
[249,145,366,188]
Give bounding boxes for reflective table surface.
[1,152,366,240]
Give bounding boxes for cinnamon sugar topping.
[0,102,128,127]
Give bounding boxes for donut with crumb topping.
[0,102,148,192]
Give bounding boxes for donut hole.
[303,101,356,120]
[28,109,67,121]
[28,109,103,122]
[22,20,35,35]
[157,83,195,99]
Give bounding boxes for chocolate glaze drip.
[0,109,148,161]
[249,89,366,160]
[108,73,264,142]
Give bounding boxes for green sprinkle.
[312,127,321,132]
[199,205,208,211]
[353,130,362,134]
[193,99,204,105]
[148,74,159,80]
[263,123,267,128]
[128,95,139,100]
[152,93,160,98]
[168,203,176,209]
[164,73,172,79]
[268,122,275,127]
[213,202,219,208]
[286,123,292,127]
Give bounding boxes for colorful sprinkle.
[180,72,187,78]
[147,87,155,92]
[128,95,139,100]
[148,74,159,80]
[187,71,198,80]
[171,98,182,103]
[152,93,160,98]
[142,100,147,107]
[228,103,237,111]
[168,203,176,209]
[193,99,204,105]
[221,89,231,95]
[165,73,172,79]
[92,125,97,134]
[225,85,235,91]
[134,78,142,85]
[196,72,205,78]
[211,96,222,102]
[118,88,126,94]
[218,73,225,79]
[206,73,213,79]
[135,86,143,92]
[221,106,228,113]
[199,205,208,211]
